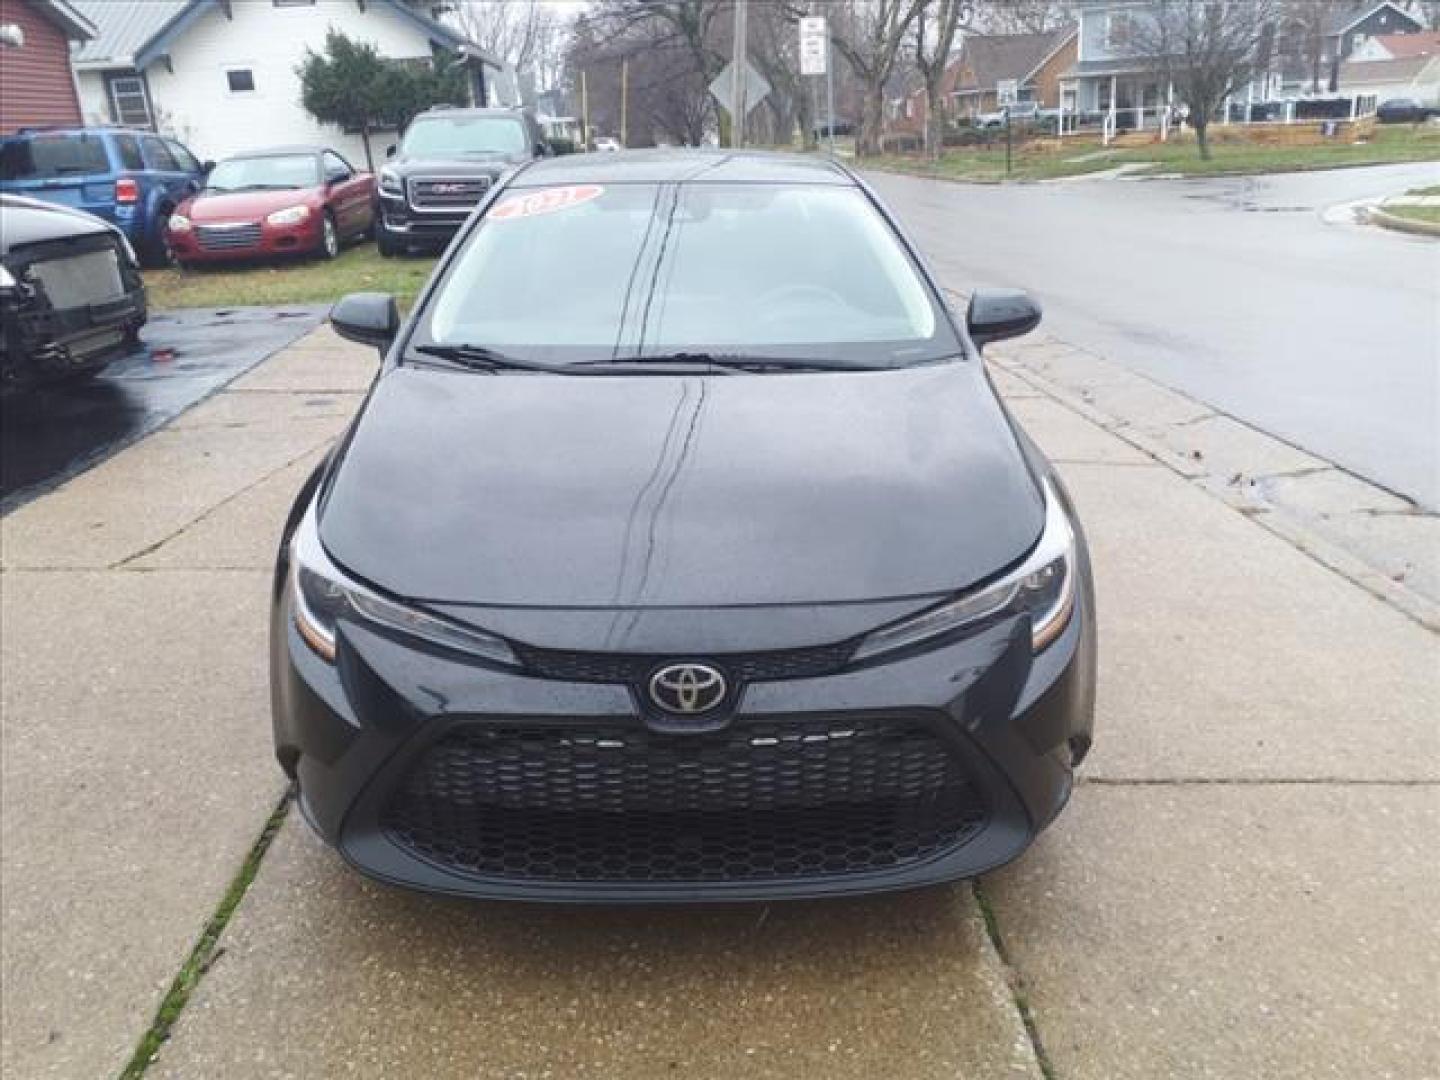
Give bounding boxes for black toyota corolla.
[271,150,1095,902]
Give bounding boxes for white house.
[70,0,503,169]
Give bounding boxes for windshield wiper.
[606,351,885,373]
[413,343,577,374]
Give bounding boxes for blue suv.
[0,127,209,267]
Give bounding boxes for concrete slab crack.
[109,439,334,570]
[972,880,1058,1080]
[118,791,291,1079]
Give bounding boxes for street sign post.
[798,15,834,156]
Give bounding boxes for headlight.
[853,477,1077,661]
[287,505,519,668]
[0,264,15,289]
[379,168,402,195]
[168,214,191,232]
[266,205,312,226]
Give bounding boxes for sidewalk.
[2,326,1435,1079]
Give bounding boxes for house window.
[106,74,153,128]
[1107,11,1136,52]
[226,69,256,94]
[997,79,1018,105]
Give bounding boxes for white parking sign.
[799,16,827,76]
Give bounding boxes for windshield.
[402,116,528,158]
[0,134,109,181]
[205,154,318,192]
[420,182,955,368]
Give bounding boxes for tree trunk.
[858,81,885,156]
[1194,117,1210,160]
[359,124,375,173]
[925,77,945,160]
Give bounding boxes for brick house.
[896,27,1078,133]
[0,0,95,134]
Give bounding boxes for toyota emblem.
[649,663,727,714]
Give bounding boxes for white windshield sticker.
[488,184,604,221]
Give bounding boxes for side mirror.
[386,144,397,158]
[201,159,216,173]
[966,288,1041,348]
[330,292,399,350]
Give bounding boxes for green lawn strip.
[1383,203,1440,224]
[867,126,1440,183]
[1403,185,1440,197]
[118,793,292,1079]
[145,244,438,311]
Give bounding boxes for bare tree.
[749,1,810,147]
[976,0,1074,34]
[913,0,974,159]
[1133,0,1280,161]
[830,0,928,155]
[566,2,722,146]
[1276,0,1357,93]
[452,0,569,101]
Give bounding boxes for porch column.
[1109,74,1116,127]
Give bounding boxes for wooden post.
[581,70,590,150]
[620,57,629,147]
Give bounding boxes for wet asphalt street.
[0,306,324,513]
[864,161,1440,509]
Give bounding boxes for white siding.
[76,69,110,124]
[136,0,443,170]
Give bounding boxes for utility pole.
[581,69,590,150]
[730,0,748,147]
[620,57,629,147]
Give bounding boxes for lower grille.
[382,718,987,883]
[196,222,262,250]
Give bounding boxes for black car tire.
[140,224,174,269]
[376,220,403,258]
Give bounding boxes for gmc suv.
[376,107,551,255]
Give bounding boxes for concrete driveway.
[1,323,1436,1079]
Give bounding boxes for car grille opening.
[407,176,491,210]
[196,223,262,250]
[512,640,857,684]
[381,718,987,883]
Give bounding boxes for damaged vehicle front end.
[1,194,146,390]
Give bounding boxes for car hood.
[181,188,319,221]
[392,154,518,174]
[0,194,113,254]
[320,362,1043,609]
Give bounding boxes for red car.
[167,146,375,265]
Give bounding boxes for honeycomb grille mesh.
[512,641,856,684]
[382,719,986,883]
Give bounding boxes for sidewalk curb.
[1367,205,1440,237]
[991,350,1440,634]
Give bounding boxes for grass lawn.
[1384,203,1440,225]
[865,124,1440,183]
[1405,185,1440,196]
[144,242,439,311]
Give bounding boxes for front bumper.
[169,217,324,263]
[272,567,1096,903]
[377,190,469,244]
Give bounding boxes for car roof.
[223,145,325,159]
[508,149,856,188]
